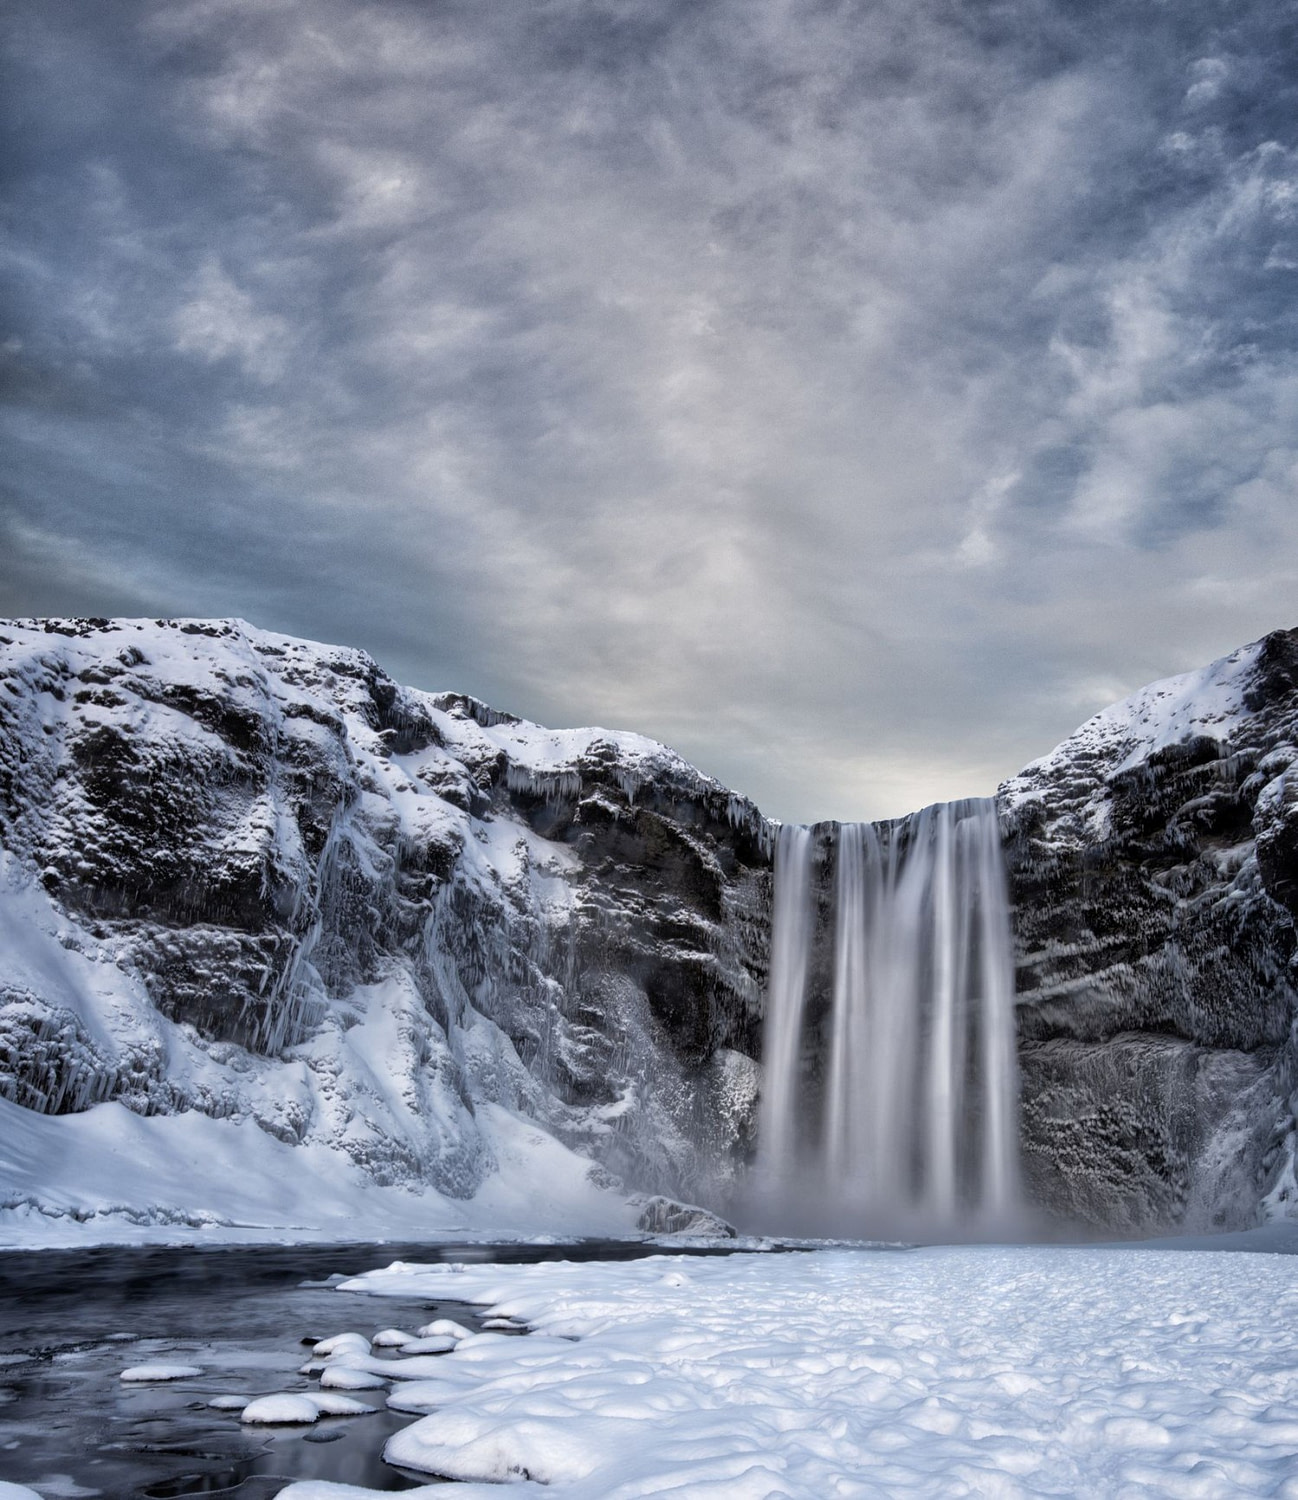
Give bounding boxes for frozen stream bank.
[0,1240,741,1498]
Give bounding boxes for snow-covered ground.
[0,1092,638,1248]
[265,1243,1298,1498]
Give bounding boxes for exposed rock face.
[0,618,769,1221]
[1001,629,1298,1231]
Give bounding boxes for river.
[0,1239,742,1498]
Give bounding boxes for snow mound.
[119,1362,203,1382]
[312,1332,370,1357]
[309,1392,374,1417]
[417,1318,474,1341]
[370,1328,414,1347]
[241,1393,321,1424]
[399,1334,458,1354]
[319,1365,389,1391]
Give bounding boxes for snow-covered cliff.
[0,618,769,1243]
[1003,628,1298,1230]
[3,615,1297,1243]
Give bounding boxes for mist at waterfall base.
[742,800,1023,1240]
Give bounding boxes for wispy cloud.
[4,0,1297,819]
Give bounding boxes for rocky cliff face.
[0,618,769,1235]
[3,615,1297,1240]
[1001,629,1298,1231]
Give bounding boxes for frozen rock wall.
[0,618,770,1230]
[1001,629,1298,1230]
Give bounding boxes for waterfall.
[754,823,814,1192]
[755,798,1019,1231]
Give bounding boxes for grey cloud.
[3,0,1297,820]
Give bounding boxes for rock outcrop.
[0,617,769,1229]
[1002,628,1298,1230]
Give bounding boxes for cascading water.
[754,798,1020,1232]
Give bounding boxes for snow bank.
[301,1244,1298,1498]
[0,1093,635,1248]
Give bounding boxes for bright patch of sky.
[4,0,1298,820]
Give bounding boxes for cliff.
[0,617,768,1240]
[1002,629,1298,1230]
[3,615,1297,1241]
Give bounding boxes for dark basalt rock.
[1001,626,1298,1230]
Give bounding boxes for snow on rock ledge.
[1001,627,1298,1230]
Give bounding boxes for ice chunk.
[370,1328,413,1347]
[241,1393,320,1424]
[312,1332,370,1356]
[120,1363,203,1382]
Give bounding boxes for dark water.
[0,1238,745,1499]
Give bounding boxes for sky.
[3,0,1298,823]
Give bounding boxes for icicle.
[504,762,582,805]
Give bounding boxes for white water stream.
[755,800,1019,1230]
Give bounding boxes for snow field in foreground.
[274,1244,1298,1499]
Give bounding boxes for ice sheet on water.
[307,1244,1298,1498]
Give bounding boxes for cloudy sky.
[4,0,1298,821]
